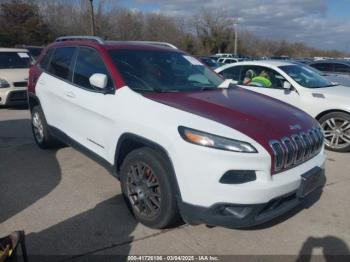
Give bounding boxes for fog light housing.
[219,170,256,184]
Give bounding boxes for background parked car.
[217,57,242,65]
[0,48,31,106]
[309,60,350,87]
[213,53,234,58]
[309,60,350,76]
[15,45,43,61]
[215,60,350,152]
[270,55,290,60]
[195,56,220,69]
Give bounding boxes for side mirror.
[89,73,108,90]
[283,81,292,90]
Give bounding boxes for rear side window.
[49,47,76,80]
[73,47,112,90]
[39,48,54,71]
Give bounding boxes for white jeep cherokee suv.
[28,36,326,229]
[0,48,31,106]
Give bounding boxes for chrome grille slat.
[270,127,324,173]
[281,137,295,168]
[269,140,285,172]
[309,129,317,154]
[291,134,305,164]
[301,132,312,159]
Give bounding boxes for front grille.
[8,90,27,101]
[13,81,28,87]
[269,127,324,173]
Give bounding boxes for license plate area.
[297,167,324,198]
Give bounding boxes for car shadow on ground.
[0,118,137,261]
[26,195,137,261]
[0,119,61,223]
[296,235,350,261]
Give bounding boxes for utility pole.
[234,22,238,57]
[89,0,96,36]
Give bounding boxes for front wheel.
[120,147,181,229]
[319,112,350,152]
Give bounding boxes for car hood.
[310,85,350,96]
[0,68,29,83]
[308,85,350,107]
[324,75,350,87]
[145,87,318,160]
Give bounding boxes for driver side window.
[73,47,112,91]
[240,66,286,89]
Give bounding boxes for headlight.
[0,78,10,88]
[178,126,257,153]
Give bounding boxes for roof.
[215,60,295,72]
[49,41,182,54]
[0,47,29,52]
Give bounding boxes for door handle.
[65,91,76,98]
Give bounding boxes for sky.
[115,0,350,52]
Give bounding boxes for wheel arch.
[315,109,350,121]
[28,93,41,112]
[114,133,182,199]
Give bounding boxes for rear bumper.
[179,167,326,228]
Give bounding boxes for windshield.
[108,49,224,92]
[279,64,335,88]
[0,52,31,69]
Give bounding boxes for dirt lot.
[1,107,350,261]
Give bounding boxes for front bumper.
[170,134,326,207]
[0,87,27,105]
[179,167,326,228]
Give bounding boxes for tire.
[319,112,350,152]
[120,147,181,229]
[31,106,61,149]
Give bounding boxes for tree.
[0,0,51,46]
[193,10,235,54]
[0,0,347,57]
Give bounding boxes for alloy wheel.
[126,162,161,218]
[321,117,350,150]
[32,112,44,143]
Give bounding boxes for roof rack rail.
[133,41,178,49]
[106,40,178,49]
[55,36,104,44]
[54,37,178,49]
